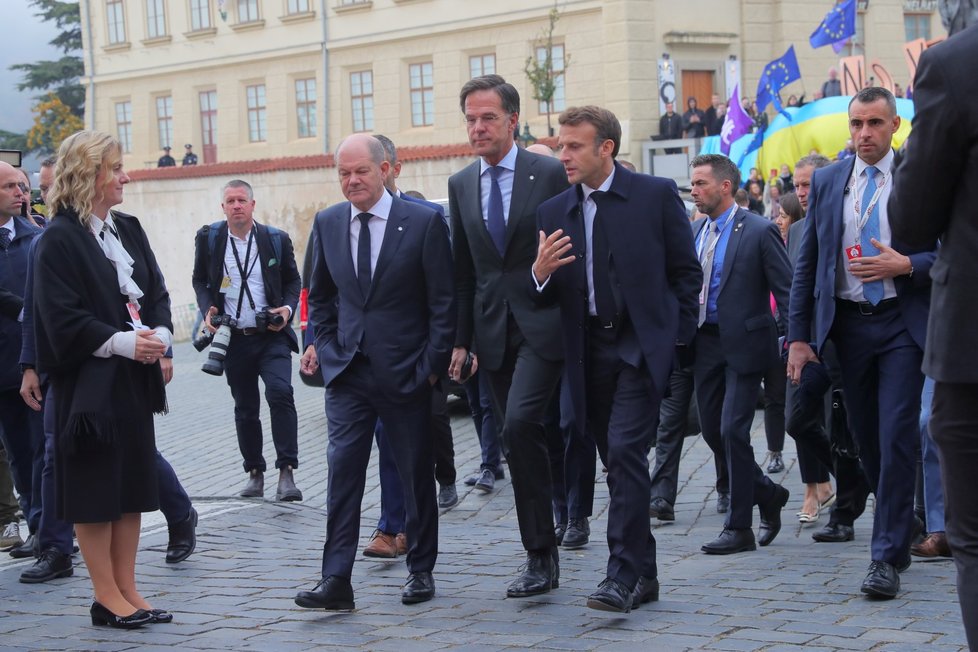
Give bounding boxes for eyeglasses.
[464,113,508,128]
[17,183,29,193]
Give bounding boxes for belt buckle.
[857,302,873,316]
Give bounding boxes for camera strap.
[228,229,259,321]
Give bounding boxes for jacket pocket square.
[268,258,278,267]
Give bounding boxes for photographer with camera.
[192,179,302,501]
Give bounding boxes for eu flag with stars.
[810,0,857,51]
[755,46,801,119]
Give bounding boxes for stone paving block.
[0,341,967,651]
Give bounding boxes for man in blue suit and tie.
[788,87,936,599]
[532,106,701,612]
[295,134,455,610]
[688,154,792,556]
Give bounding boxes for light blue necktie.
[859,165,883,305]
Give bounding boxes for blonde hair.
[47,130,122,227]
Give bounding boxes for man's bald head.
[336,133,391,211]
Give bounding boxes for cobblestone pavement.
[0,341,968,651]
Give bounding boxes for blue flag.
[755,46,801,119]
[737,128,765,169]
[810,0,857,50]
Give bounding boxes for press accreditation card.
[845,244,862,260]
[126,302,148,331]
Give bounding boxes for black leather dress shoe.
[19,548,73,584]
[716,492,730,514]
[401,571,435,604]
[166,508,198,564]
[8,533,38,559]
[758,485,789,547]
[702,528,757,555]
[90,602,152,629]
[295,575,355,610]
[812,522,855,542]
[147,608,173,624]
[437,483,458,509]
[649,497,675,521]
[587,577,633,613]
[561,518,589,549]
[631,576,660,608]
[555,522,566,546]
[507,548,558,597]
[239,470,264,498]
[860,560,899,599]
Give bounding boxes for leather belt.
[836,298,898,316]
[230,327,261,336]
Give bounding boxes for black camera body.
[254,307,285,333]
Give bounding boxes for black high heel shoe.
[147,608,173,624]
[90,601,152,628]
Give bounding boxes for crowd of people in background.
[0,18,976,649]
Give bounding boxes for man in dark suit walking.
[784,154,871,545]
[295,134,455,609]
[532,106,701,612]
[788,87,936,600]
[689,154,792,556]
[0,162,44,557]
[447,75,569,597]
[889,19,978,645]
[192,180,302,501]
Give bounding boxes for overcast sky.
[2,1,65,134]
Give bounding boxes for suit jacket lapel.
[828,160,855,258]
[463,162,498,258]
[327,207,360,302]
[253,223,277,302]
[718,208,747,296]
[563,193,587,294]
[505,149,534,253]
[211,222,230,309]
[370,200,409,301]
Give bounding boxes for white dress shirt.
[349,189,392,278]
[90,214,172,359]
[224,226,270,329]
[835,148,897,302]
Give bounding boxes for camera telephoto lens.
[201,323,233,376]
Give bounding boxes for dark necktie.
[357,213,372,298]
[487,166,506,255]
[859,165,883,305]
[589,191,617,324]
[0,229,10,251]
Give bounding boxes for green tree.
[524,3,569,137]
[9,1,84,153]
[26,93,84,154]
[0,130,29,152]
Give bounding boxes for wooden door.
[199,90,218,164]
[680,70,715,113]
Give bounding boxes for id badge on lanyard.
[848,170,888,258]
